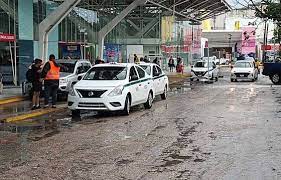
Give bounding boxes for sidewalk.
[0,86,25,105]
[166,66,191,85]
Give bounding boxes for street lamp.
[228,34,232,62]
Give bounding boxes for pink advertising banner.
[241,27,256,55]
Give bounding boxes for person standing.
[134,54,140,64]
[0,72,3,95]
[41,54,60,108]
[168,56,175,72]
[144,55,150,63]
[31,59,43,110]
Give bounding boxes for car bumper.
[191,74,212,80]
[67,94,126,111]
[231,74,255,80]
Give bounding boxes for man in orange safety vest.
[41,54,61,108]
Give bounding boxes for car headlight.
[60,78,68,84]
[108,85,124,97]
[69,87,76,96]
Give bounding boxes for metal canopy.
[50,0,231,21]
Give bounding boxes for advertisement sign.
[0,33,16,42]
[241,27,256,55]
[61,44,81,59]
[104,44,121,62]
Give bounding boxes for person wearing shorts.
[31,59,43,110]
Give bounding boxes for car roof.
[139,62,155,66]
[93,63,136,68]
[56,59,90,64]
[235,60,253,63]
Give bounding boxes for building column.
[18,0,34,83]
[38,0,81,61]
[97,0,147,59]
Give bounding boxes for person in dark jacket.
[0,72,3,95]
[41,54,61,108]
[31,59,43,110]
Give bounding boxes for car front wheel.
[161,86,167,100]
[71,110,80,117]
[121,95,130,115]
[270,74,281,85]
[144,92,153,109]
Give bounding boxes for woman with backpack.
[31,59,43,110]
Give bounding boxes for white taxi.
[68,63,154,116]
[231,60,258,82]
[191,61,219,81]
[139,63,169,100]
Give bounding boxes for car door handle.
[139,84,142,86]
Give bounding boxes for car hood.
[60,72,73,78]
[75,80,125,89]
[232,67,253,73]
[192,67,209,72]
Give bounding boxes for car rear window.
[59,63,75,73]
[83,66,127,80]
[234,62,252,68]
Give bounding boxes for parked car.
[230,60,258,82]
[191,61,219,81]
[57,59,92,93]
[139,62,169,100]
[262,57,281,84]
[23,59,92,98]
[68,63,155,116]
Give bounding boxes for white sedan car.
[231,60,258,82]
[139,63,169,100]
[68,63,154,116]
[191,61,219,81]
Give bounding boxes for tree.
[247,0,280,56]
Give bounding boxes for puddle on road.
[0,80,196,170]
[169,81,192,96]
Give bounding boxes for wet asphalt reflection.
[2,68,281,179]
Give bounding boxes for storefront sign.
[0,33,16,42]
[241,27,256,55]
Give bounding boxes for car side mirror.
[230,65,233,69]
[78,76,83,81]
[130,75,138,81]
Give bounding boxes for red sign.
[261,45,272,50]
[0,33,16,42]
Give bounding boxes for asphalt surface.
[1,68,281,179]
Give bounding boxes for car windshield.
[194,62,212,68]
[83,66,127,80]
[234,62,252,68]
[140,65,151,75]
[58,63,75,73]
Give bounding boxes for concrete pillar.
[46,1,59,58]
[38,0,81,61]
[18,0,34,83]
[97,0,147,59]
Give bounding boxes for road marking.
[0,96,26,105]
[5,107,65,123]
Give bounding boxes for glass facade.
[0,0,202,83]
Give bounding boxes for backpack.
[26,69,34,82]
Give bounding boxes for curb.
[0,96,26,105]
[2,106,66,123]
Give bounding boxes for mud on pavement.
[2,76,281,179]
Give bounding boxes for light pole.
[228,34,232,63]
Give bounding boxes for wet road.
[1,68,281,179]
